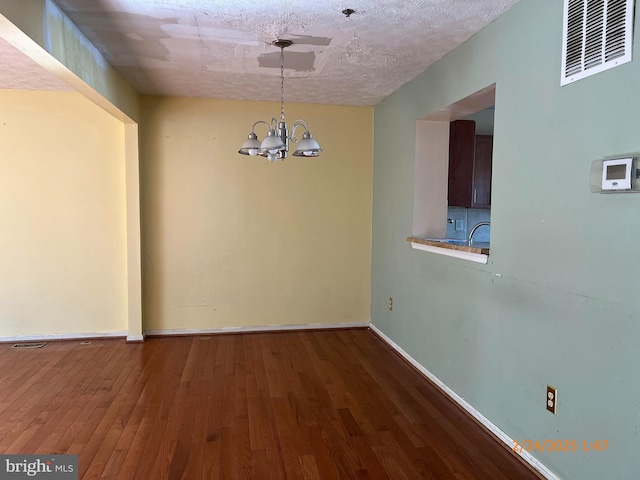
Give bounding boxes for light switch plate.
[455,219,464,231]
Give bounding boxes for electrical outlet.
[389,297,393,311]
[455,219,464,231]
[546,385,557,414]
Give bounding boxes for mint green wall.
[371,1,640,479]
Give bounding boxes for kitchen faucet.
[468,222,490,244]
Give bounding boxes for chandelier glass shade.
[238,40,322,162]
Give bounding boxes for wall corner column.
[124,123,144,342]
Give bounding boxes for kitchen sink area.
[408,236,489,254]
[407,211,491,264]
[422,237,490,248]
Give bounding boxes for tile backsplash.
[446,207,491,242]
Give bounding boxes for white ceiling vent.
[561,0,635,85]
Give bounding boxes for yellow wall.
[140,97,372,331]
[0,90,128,337]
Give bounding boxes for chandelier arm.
[290,119,310,142]
[251,120,272,133]
[251,119,280,132]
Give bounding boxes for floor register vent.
[11,342,46,349]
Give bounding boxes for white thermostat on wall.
[590,155,640,193]
[602,157,632,190]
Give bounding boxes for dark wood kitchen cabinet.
[448,120,493,209]
[472,134,493,208]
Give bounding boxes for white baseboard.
[0,331,128,343]
[0,323,369,344]
[144,321,370,337]
[369,324,561,480]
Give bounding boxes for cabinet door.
[472,135,493,208]
[448,120,475,207]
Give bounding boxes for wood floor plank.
[180,340,218,480]
[236,417,253,480]
[298,454,322,480]
[259,417,287,480]
[0,329,544,480]
[250,448,269,480]
[305,426,342,480]
[100,341,164,478]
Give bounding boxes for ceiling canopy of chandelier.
[238,40,322,162]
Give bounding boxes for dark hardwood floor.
[0,328,542,479]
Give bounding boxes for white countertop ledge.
[410,241,489,264]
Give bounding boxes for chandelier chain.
[280,46,285,123]
[237,39,321,160]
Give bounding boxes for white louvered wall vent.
[561,0,635,85]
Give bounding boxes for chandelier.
[238,39,322,162]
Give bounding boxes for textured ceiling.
[2,1,520,106]
[0,37,73,92]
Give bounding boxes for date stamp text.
[512,439,608,453]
